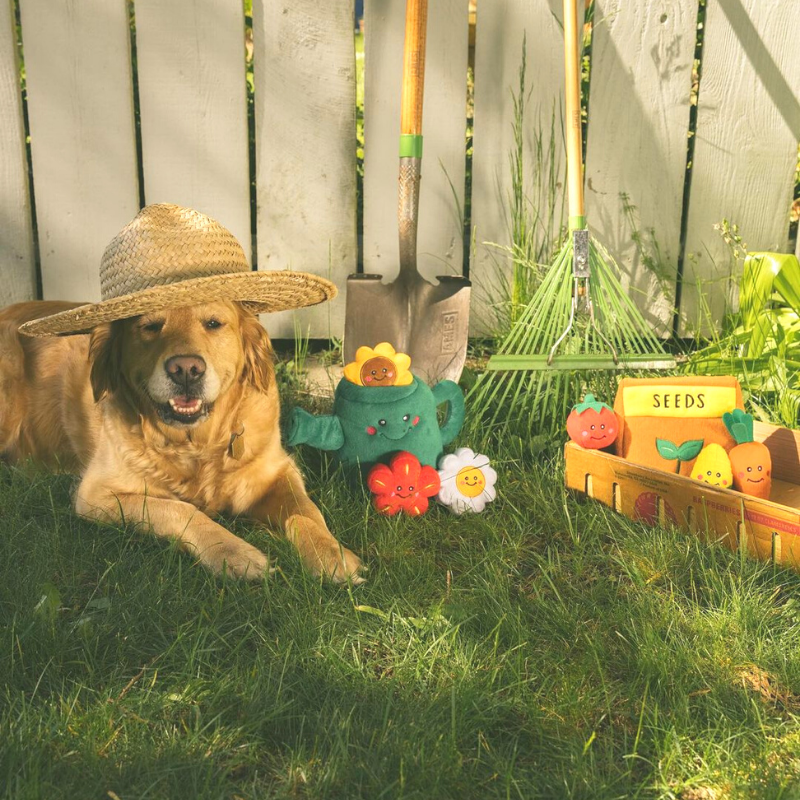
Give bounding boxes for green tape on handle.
[399,134,423,158]
[568,215,587,231]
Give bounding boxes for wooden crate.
[564,421,800,569]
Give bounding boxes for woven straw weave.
[100,204,249,300]
[19,204,337,337]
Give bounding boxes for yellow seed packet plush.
[613,376,743,477]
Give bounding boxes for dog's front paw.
[203,536,273,581]
[313,542,366,586]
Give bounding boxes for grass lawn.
[3,382,800,799]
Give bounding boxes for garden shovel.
[344,0,471,384]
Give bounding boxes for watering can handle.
[432,380,465,447]
[563,0,585,229]
[401,0,428,137]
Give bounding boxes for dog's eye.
[204,319,224,330]
[378,419,386,426]
[142,320,164,333]
[402,414,410,422]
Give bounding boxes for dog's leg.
[75,490,271,580]
[0,322,26,459]
[249,464,364,584]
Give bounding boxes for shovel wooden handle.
[400,0,428,136]
[563,0,585,226]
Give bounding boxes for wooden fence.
[1,0,798,340]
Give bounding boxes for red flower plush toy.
[566,393,619,449]
[367,451,441,516]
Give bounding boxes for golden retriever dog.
[0,299,363,583]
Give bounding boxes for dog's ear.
[240,311,274,394]
[88,321,122,402]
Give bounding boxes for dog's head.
[88,301,273,427]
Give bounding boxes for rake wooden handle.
[400,0,428,135]
[563,0,585,224]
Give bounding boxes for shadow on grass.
[3,448,800,798]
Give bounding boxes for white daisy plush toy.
[436,447,497,514]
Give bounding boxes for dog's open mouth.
[157,395,211,425]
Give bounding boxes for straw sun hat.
[20,203,337,337]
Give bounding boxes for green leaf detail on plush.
[572,393,612,415]
[656,439,679,460]
[656,438,704,473]
[722,409,755,445]
[676,439,704,461]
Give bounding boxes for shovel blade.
[344,273,471,384]
[407,275,471,384]
[343,274,410,365]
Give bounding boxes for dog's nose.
[165,355,206,384]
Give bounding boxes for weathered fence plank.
[681,0,800,335]
[470,0,571,334]
[19,0,139,302]
[253,0,356,340]
[134,0,251,263]
[584,0,696,333]
[1,0,797,342]
[0,0,35,305]
[363,0,469,283]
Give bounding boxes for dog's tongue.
[169,396,202,415]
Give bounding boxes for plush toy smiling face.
[360,355,396,385]
[742,461,770,485]
[367,451,441,516]
[437,448,497,514]
[694,443,732,488]
[294,374,465,473]
[566,394,619,449]
[343,342,413,387]
[723,409,772,499]
[366,412,420,440]
[456,466,485,497]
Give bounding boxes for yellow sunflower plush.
[343,343,413,387]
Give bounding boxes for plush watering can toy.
[286,343,465,473]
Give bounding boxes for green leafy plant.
[656,438,704,473]
[683,251,800,426]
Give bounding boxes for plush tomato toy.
[367,451,441,516]
[566,393,619,449]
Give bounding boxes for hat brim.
[19,270,338,337]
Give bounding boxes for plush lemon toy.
[693,443,733,488]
